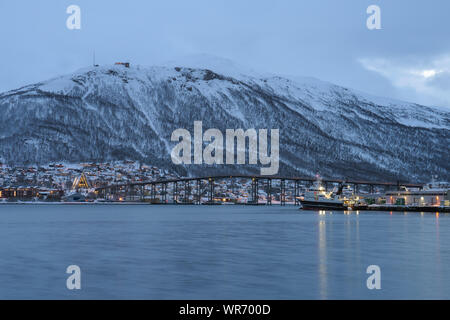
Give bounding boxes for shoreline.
[1,201,449,213]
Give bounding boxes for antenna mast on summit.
[93,51,99,67]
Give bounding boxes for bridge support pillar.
[162,183,167,203]
[151,184,156,202]
[208,178,214,204]
[280,179,286,206]
[184,181,189,204]
[251,178,258,204]
[196,179,201,205]
[174,182,178,204]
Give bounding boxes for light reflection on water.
[318,218,327,299]
[0,205,448,299]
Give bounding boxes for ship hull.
[300,200,346,211]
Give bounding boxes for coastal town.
[0,161,449,212]
[0,161,177,201]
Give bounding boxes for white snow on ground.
[161,53,262,80]
[39,78,76,95]
[24,61,447,133]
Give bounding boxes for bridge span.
[94,174,423,206]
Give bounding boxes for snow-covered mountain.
[0,61,448,182]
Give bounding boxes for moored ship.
[299,176,346,210]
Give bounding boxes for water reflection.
[318,218,327,299]
[0,205,449,299]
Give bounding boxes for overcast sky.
[1,0,449,108]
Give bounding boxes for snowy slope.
[0,62,449,181]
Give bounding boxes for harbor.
[1,163,449,213]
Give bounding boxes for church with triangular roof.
[72,173,91,191]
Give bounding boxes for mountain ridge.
[0,63,449,182]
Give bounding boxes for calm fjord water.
[0,205,448,299]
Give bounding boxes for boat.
[299,175,346,211]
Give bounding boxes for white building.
[385,189,449,206]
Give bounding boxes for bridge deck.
[95,174,423,191]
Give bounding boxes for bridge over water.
[94,175,423,205]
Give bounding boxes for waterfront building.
[0,187,63,201]
[0,187,37,199]
[385,189,450,206]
